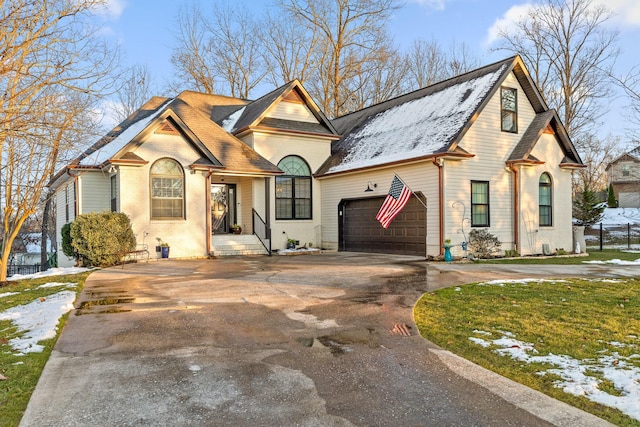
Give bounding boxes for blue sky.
[95,0,640,142]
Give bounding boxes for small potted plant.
[443,239,453,262]
[286,238,297,249]
[230,224,242,234]
[156,238,170,258]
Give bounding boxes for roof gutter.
[316,152,474,179]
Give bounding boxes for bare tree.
[574,133,622,192]
[405,38,448,90]
[610,66,640,138]
[445,41,481,77]
[169,4,217,94]
[404,39,480,90]
[0,0,117,282]
[260,10,320,87]
[110,64,157,123]
[170,3,266,98]
[205,4,266,98]
[493,0,619,140]
[348,43,409,111]
[278,0,401,117]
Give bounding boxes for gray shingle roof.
[54,91,282,183]
[508,110,582,166]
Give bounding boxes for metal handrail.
[252,209,272,255]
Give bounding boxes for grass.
[414,275,640,426]
[481,248,640,264]
[0,272,90,427]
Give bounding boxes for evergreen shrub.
[70,212,136,267]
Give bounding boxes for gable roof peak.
[221,79,338,136]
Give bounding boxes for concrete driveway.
[20,253,621,426]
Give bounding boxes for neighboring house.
[50,55,584,266]
[606,146,640,208]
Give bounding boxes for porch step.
[211,234,269,256]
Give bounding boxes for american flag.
[376,175,412,228]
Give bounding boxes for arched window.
[276,155,311,220]
[150,158,184,219]
[539,173,552,226]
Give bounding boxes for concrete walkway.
[20,253,622,426]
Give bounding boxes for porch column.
[264,177,271,239]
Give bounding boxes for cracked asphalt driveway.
[20,253,615,426]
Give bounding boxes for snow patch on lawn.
[469,331,640,421]
[0,267,87,354]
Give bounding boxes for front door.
[211,184,236,234]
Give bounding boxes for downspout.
[432,157,444,255]
[66,169,80,219]
[206,170,214,256]
[508,164,519,253]
[264,177,271,255]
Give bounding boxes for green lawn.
[415,274,640,426]
[0,272,89,427]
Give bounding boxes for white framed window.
[150,158,184,219]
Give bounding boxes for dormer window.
[501,87,517,133]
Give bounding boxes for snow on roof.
[327,65,506,173]
[78,100,172,167]
[221,106,245,133]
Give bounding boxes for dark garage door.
[340,196,426,256]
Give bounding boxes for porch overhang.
[207,169,284,178]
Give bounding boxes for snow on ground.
[583,258,640,265]
[0,267,87,354]
[8,266,91,281]
[599,208,640,225]
[469,278,640,421]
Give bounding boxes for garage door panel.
[342,196,426,256]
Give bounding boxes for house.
[50,55,584,266]
[606,146,640,208]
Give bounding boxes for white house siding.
[319,164,440,255]
[267,100,317,123]
[252,131,331,250]
[252,177,267,222]
[519,133,575,254]
[121,133,208,259]
[444,72,538,256]
[77,171,110,214]
[55,182,77,268]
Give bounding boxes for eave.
[559,162,587,169]
[506,159,545,166]
[315,151,474,179]
[234,125,341,141]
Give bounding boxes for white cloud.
[94,0,126,20]
[486,0,640,48]
[408,0,448,11]
[485,3,533,46]
[597,0,640,27]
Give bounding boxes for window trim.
[275,155,312,220]
[150,158,185,220]
[539,172,553,227]
[501,87,518,133]
[471,180,490,227]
